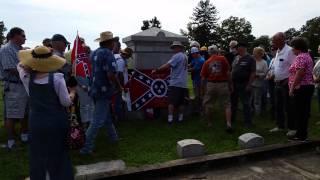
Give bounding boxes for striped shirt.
[0,41,22,82]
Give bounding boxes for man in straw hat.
[152,41,189,123]
[80,31,121,154]
[0,27,29,150]
[17,45,74,179]
[114,47,133,121]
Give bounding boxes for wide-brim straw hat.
[94,31,119,43]
[170,41,185,49]
[120,47,133,57]
[18,46,66,72]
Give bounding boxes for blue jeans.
[81,98,118,152]
[114,92,124,120]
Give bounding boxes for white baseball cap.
[190,47,199,54]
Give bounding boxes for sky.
[1,0,319,49]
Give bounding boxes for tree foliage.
[181,0,219,46]
[0,21,7,46]
[141,20,150,31]
[251,35,271,51]
[141,16,161,31]
[218,16,255,50]
[284,28,301,43]
[150,16,161,28]
[300,16,320,57]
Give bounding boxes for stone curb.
[84,140,320,180]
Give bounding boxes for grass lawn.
[1,78,320,179]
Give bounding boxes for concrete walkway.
[156,151,320,180]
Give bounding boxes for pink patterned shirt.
[289,52,314,89]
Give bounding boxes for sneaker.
[286,130,297,137]
[269,127,284,133]
[178,114,184,122]
[226,126,234,133]
[288,136,308,143]
[79,148,93,155]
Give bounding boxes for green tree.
[181,0,219,46]
[284,28,301,43]
[141,16,161,31]
[251,35,271,52]
[150,16,161,28]
[218,16,255,50]
[300,16,320,57]
[141,20,150,31]
[0,21,7,46]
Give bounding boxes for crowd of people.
[0,26,320,179]
[153,32,320,139]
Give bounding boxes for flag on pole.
[71,35,91,79]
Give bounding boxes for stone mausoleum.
[122,27,188,69]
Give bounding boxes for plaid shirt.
[0,41,22,82]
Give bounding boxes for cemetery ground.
[0,81,320,179]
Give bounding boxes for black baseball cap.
[51,34,70,45]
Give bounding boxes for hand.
[289,88,294,97]
[69,92,76,102]
[151,69,157,74]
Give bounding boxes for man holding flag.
[71,35,94,129]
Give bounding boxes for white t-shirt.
[17,65,72,107]
[115,54,129,84]
[274,44,296,81]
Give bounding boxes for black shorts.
[168,86,189,107]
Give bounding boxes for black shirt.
[231,54,256,83]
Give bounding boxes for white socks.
[178,114,184,121]
[21,133,29,142]
[168,114,184,122]
[7,140,15,149]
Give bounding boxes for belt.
[275,78,288,85]
[4,80,22,84]
[274,78,288,83]
[208,80,228,83]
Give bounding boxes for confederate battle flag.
[126,69,170,111]
[71,35,91,79]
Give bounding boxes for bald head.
[272,32,286,50]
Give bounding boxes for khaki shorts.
[4,83,28,119]
[203,82,230,112]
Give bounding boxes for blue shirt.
[0,41,21,82]
[89,47,117,99]
[191,56,205,84]
[168,52,188,88]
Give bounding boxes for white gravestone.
[177,139,205,158]
[238,133,264,149]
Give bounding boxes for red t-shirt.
[201,55,230,81]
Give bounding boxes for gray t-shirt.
[168,52,188,88]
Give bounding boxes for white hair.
[208,45,218,55]
[190,41,200,48]
[229,40,238,47]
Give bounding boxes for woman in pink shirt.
[288,37,314,142]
